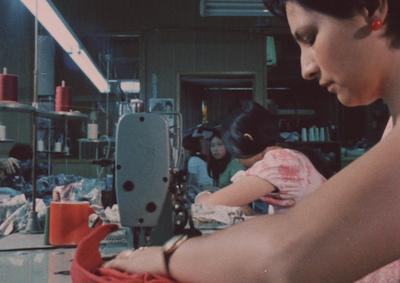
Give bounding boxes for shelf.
[276,109,315,116]
[78,138,115,143]
[0,139,15,143]
[0,101,35,113]
[0,101,88,120]
[37,150,72,157]
[60,111,88,119]
[36,110,88,120]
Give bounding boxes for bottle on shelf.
[0,122,6,141]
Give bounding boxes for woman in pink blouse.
[196,102,327,213]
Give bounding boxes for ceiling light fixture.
[200,0,272,17]
[120,80,141,93]
[20,0,110,93]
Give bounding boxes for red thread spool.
[0,67,18,102]
[55,80,71,112]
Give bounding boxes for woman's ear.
[368,0,389,24]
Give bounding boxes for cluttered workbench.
[0,112,253,282]
[0,112,191,282]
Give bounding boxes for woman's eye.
[303,33,316,45]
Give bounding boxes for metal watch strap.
[162,234,189,276]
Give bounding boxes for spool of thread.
[0,67,18,102]
[54,141,62,152]
[37,139,44,151]
[130,98,144,113]
[308,127,315,142]
[55,80,71,112]
[87,123,98,140]
[325,127,331,141]
[314,127,320,142]
[0,124,6,140]
[319,127,326,141]
[64,144,70,155]
[301,128,308,142]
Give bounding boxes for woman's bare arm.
[106,126,400,283]
[170,125,400,282]
[196,175,276,207]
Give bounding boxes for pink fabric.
[234,148,326,213]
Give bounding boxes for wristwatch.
[162,234,189,275]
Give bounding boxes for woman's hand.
[0,157,20,175]
[194,190,212,203]
[103,246,167,276]
[259,195,295,208]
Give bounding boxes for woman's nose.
[300,49,319,80]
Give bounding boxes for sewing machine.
[115,112,191,248]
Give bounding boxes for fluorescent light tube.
[200,0,272,17]
[21,0,110,93]
[70,49,110,93]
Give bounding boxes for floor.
[0,232,129,283]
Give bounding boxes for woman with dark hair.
[207,130,243,188]
[196,102,326,214]
[105,1,400,282]
[182,135,214,203]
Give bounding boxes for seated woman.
[0,157,20,177]
[0,143,47,186]
[183,135,214,203]
[207,130,244,188]
[196,102,326,214]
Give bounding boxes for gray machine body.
[116,113,170,228]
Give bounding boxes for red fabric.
[70,224,177,283]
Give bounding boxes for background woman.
[197,102,326,214]
[207,130,243,188]
[182,135,214,203]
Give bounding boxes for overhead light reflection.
[20,0,110,93]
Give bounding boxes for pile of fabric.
[0,174,107,237]
[190,203,250,231]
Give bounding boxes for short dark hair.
[222,102,335,178]
[222,101,280,159]
[9,143,33,160]
[183,136,202,155]
[263,0,400,48]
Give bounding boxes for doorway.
[178,73,255,131]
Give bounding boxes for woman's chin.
[336,89,379,107]
[338,95,377,107]
[337,93,360,107]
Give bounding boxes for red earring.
[371,19,383,31]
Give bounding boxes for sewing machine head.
[116,113,171,228]
[116,112,192,247]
